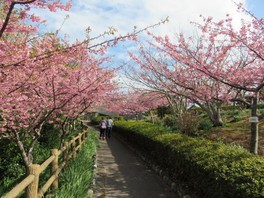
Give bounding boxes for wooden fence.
[3,130,89,198]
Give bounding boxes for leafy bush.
[0,140,25,196]
[162,114,176,128]
[258,104,264,109]
[114,120,170,156]
[259,108,264,116]
[198,119,213,131]
[227,109,242,116]
[176,112,200,135]
[90,115,104,125]
[39,123,61,149]
[221,105,246,111]
[155,134,264,198]
[0,122,75,196]
[230,115,243,122]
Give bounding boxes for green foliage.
[155,134,264,198]
[259,108,264,115]
[156,106,171,119]
[222,109,245,123]
[232,109,244,116]
[162,114,176,128]
[114,120,264,198]
[258,104,264,109]
[52,130,98,198]
[116,116,124,121]
[1,123,63,196]
[200,112,209,118]
[230,115,243,122]
[116,120,170,135]
[198,119,214,131]
[221,105,247,111]
[0,140,25,196]
[176,112,200,135]
[90,115,103,124]
[114,120,171,155]
[73,119,84,131]
[227,109,242,116]
[39,123,61,149]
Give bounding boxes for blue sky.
[246,0,264,18]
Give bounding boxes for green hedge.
[113,120,264,198]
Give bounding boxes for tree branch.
[0,0,37,38]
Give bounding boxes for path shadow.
[95,132,175,198]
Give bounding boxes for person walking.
[99,117,107,140]
[106,116,114,139]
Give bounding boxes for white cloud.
[33,0,248,42]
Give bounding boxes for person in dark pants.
[106,117,114,139]
[99,117,107,140]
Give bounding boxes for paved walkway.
[94,134,175,198]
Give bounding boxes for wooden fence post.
[71,136,76,157]
[63,142,69,163]
[82,130,85,139]
[80,132,84,142]
[51,149,59,189]
[26,164,40,198]
[78,133,82,149]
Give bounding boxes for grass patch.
[205,113,264,155]
[52,129,98,198]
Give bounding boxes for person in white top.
[106,117,114,139]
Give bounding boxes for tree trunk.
[14,127,42,172]
[59,119,68,149]
[149,110,155,124]
[15,132,32,170]
[197,101,224,127]
[250,94,259,154]
[166,95,187,128]
[209,107,224,126]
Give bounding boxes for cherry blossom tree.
[0,0,168,170]
[194,10,263,154]
[0,0,71,38]
[103,90,167,121]
[127,43,237,127]
[124,54,188,124]
[146,5,263,153]
[0,1,116,169]
[49,63,117,148]
[0,30,117,168]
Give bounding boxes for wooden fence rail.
[3,130,89,198]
